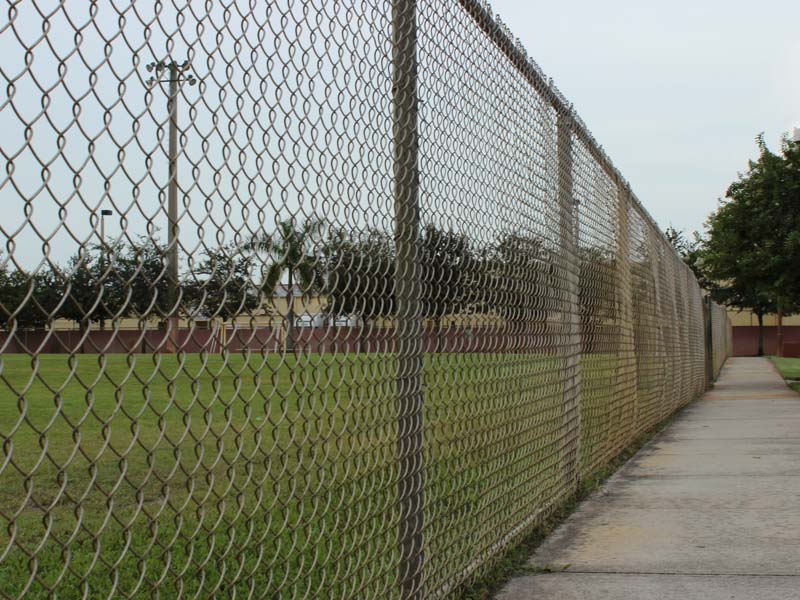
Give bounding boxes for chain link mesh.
[1,1,730,597]
[710,303,733,380]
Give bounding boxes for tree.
[0,262,27,328]
[51,238,179,342]
[768,136,800,352]
[779,136,800,301]
[184,242,263,323]
[248,218,325,352]
[0,262,10,327]
[664,226,690,256]
[322,228,396,325]
[470,232,555,323]
[59,249,106,335]
[702,134,800,355]
[419,225,473,351]
[577,246,617,351]
[665,226,709,287]
[2,244,143,340]
[0,262,61,330]
[324,224,489,351]
[116,236,175,323]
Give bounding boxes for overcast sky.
[3,0,799,271]
[488,0,800,235]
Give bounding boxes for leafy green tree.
[779,137,800,307]
[665,226,709,287]
[0,262,61,329]
[248,218,325,352]
[419,225,474,351]
[322,228,396,325]
[184,242,263,323]
[703,134,800,355]
[0,262,23,328]
[116,236,174,323]
[0,263,8,327]
[92,240,136,330]
[323,225,493,350]
[2,247,128,339]
[712,278,775,356]
[33,266,67,328]
[664,226,689,256]
[53,238,175,339]
[58,250,105,334]
[577,246,617,350]
[468,232,555,324]
[768,135,800,350]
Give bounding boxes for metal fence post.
[614,182,638,444]
[704,296,714,388]
[393,0,424,597]
[556,112,582,490]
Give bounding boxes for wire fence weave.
[1,1,730,597]
[710,302,733,380]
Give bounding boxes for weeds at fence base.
[453,402,693,600]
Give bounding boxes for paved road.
[497,357,800,600]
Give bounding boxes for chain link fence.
[1,1,730,597]
[709,302,733,380]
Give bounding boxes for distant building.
[728,308,800,357]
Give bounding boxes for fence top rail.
[458,0,690,269]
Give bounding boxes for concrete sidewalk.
[497,357,800,600]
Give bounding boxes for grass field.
[770,356,800,393]
[0,351,628,598]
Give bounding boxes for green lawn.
[0,351,625,598]
[770,356,800,393]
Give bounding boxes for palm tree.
[248,218,324,352]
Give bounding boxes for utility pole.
[145,59,196,352]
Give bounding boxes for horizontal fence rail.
[0,1,730,597]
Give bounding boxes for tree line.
[0,236,262,331]
[1,219,617,350]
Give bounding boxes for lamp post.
[100,208,113,251]
[145,59,196,351]
[99,208,113,331]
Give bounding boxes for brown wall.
[732,326,800,357]
[0,321,657,357]
[0,323,576,356]
[0,328,281,355]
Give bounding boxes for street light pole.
[145,59,196,351]
[167,65,179,320]
[99,208,113,331]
